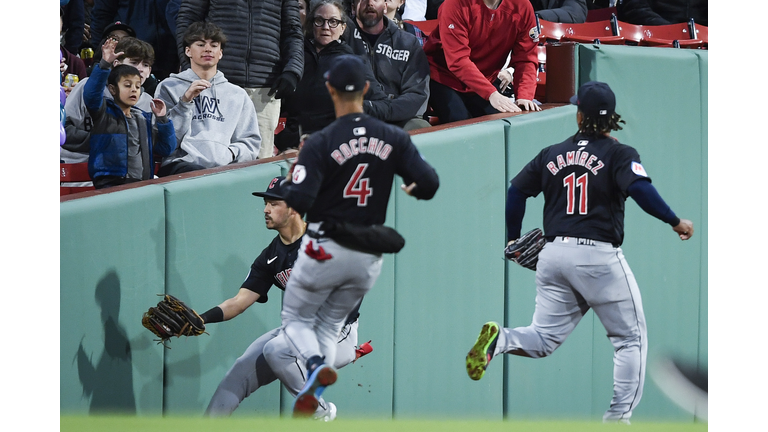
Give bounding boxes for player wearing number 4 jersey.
[263,54,439,418]
[466,81,694,423]
[200,176,373,421]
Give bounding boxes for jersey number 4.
[563,172,588,214]
[344,163,373,206]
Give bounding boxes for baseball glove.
[504,228,547,271]
[142,294,206,347]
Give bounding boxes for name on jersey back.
[546,149,605,176]
[331,136,393,165]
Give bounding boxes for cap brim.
[569,95,578,105]
[105,24,136,37]
[251,192,284,200]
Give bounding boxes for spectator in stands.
[61,7,88,89]
[61,0,86,55]
[616,0,707,26]
[62,37,155,164]
[385,0,428,45]
[402,0,427,20]
[531,0,588,23]
[345,0,431,130]
[83,39,176,189]
[83,0,95,46]
[87,21,136,74]
[298,0,309,25]
[176,0,305,160]
[423,0,541,123]
[276,0,395,151]
[154,22,262,176]
[166,0,182,38]
[89,0,179,81]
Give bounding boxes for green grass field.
[60,416,707,432]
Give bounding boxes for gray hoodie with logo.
[155,68,262,168]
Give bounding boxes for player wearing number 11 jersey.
[263,54,439,417]
[466,81,693,423]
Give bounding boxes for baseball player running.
[466,81,694,423]
[264,54,439,417]
[200,176,372,420]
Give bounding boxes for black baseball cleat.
[466,322,499,381]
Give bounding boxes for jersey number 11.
[563,172,588,215]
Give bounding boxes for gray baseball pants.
[277,234,382,370]
[205,320,358,417]
[493,237,648,421]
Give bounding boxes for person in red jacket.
[423,0,542,123]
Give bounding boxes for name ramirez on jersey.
[545,148,606,176]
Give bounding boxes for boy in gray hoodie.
[155,22,262,176]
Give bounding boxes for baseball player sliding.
[466,81,694,423]
[264,54,440,417]
[199,177,372,421]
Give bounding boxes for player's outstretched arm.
[203,288,261,323]
[673,219,694,241]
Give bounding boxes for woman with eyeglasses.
[276,0,388,152]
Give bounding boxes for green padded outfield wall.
[161,164,283,416]
[60,44,706,422]
[392,121,507,420]
[61,185,168,415]
[577,44,707,421]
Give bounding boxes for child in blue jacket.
[84,38,176,189]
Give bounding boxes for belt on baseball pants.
[306,222,325,239]
[546,236,618,248]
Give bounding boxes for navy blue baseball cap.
[252,176,287,200]
[570,81,616,117]
[103,21,137,39]
[324,54,367,92]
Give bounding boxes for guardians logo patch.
[529,26,540,42]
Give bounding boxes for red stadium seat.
[637,21,706,48]
[614,21,644,45]
[691,23,707,43]
[60,162,94,195]
[537,18,625,45]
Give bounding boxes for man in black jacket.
[176,0,305,160]
[616,0,707,26]
[531,0,588,23]
[344,0,431,131]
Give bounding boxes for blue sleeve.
[153,118,177,157]
[83,63,109,113]
[627,179,680,226]
[505,184,529,242]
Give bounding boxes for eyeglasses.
[313,17,343,28]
